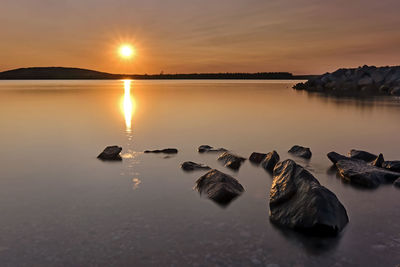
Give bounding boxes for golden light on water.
[119,44,134,59]
[122,80,135,132]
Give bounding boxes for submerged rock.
[336,158,400,188]
[144,148,178,154]
[249,152,267,164]
[261,151,280,172]
[382,161,400,173]
[269,159,348,236]
[195,169,244,206]
[217,152,246,170]
[198,145,227,153]
[97,146,122,161]
[349,149,377,162]
[288,145,312,159]
[181,161,211,171]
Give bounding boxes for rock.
[97,146,122,161]
[288,145,312,159]
[269,159,348,236]
[217,152,246,170]
[181,161,211,171]
[336,159,400,188]
[198,145,227,153]
[394,178,400,188]
[249,152,267,164]
[292,66,400,96]
[358,76,373,87]
[382,161,400,173]
[327,151,351,164]
[261,151,280,172]
[372,153,384,168]
[195,169,244,206]
[348,149,377,162]
[144,148,178,154]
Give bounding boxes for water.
[0,80,399,266]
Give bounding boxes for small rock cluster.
[294,65,400,96]
[328,149,400,188]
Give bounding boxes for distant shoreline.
[0,67,315,80]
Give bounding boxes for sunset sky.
[1,0,399,74]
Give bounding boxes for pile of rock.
[294,65,400,96]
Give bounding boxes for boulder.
[348,149,377,162]
[217,152,246,170]
[394,178,400,188]
[195,169,244,206]
[198,145,227,153]
[249,152,267,164]
[371,153,384,168]
[144,148,178,154]
[382,161,400,173]
[390,86,400,96]
[358,76,373,87]
[261,151,280,172]
[181,161,211,171]
[269,159,348,236]
[327,151,351,164]
[97,146,122,161]
[288,145,312,159]
[336,159,400,188]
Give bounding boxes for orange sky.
[1,0,400,75]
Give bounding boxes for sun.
[119,44,134,59]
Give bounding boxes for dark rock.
[348,149,377,162]
[394,178,400,188]
[198,145,227,153]
[382,161,400,173]
[269,159,348,236]
[97,146,122,161]
[327,151,351,164]
[288,145,312,159]
[371,153,384,167]
[181,161,211,171]
[261,151,280,172]
[217,152,246,170]
[249,152,267,164]
[336,159,400,188]
[144,148,178,154]
[195,169,244,206]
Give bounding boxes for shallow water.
[0,80,399,266]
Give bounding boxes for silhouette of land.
[0,67,314,80]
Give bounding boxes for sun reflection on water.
[121,80,135,133]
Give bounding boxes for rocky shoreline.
[294,65,400,96]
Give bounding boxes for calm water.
[0,80,399,266]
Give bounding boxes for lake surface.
[0,80,399,266]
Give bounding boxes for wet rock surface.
[349,149,378,162]
[261,151,280,172]
[288,145,312,159]
[97,146,122,161]
[198,145,227,153]
[382,161,400,173]
[195,169,244,206]
[372,153,384,167]
[217,152,246,170]
[181,161,211,171]
[269,159,348,236]
[293,65,400,96]
[144,148,178,154]
[249,152,267,164]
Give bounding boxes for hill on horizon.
[0,67,313,80]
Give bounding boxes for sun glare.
[119,44,134,59]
